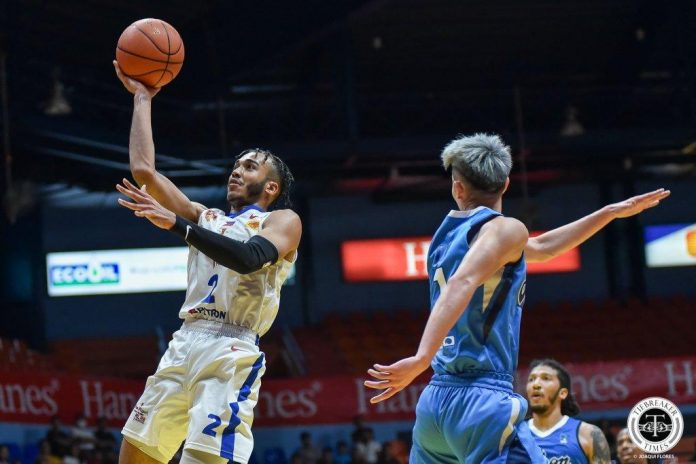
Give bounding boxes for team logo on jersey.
[548,457,571,464]
[627,397,683,453]
[517,280,526,306]
[559,433,568,444]
[245,219,261,231]
[133,403,149,424]
[49,262,120,286]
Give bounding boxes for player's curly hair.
[236,148,295,209]
[530,358,581,416]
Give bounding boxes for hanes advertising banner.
[1,356,694,427]
[0,372,143,426]
[341,233,580,283]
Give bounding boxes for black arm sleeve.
[169,216,279,274]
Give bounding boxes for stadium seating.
[293,295,696,376]
[49,336,160,378]
[2,295,692,379]
[0,337,54,371]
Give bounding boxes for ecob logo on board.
[50,262,120,286]
[627,396,683,454]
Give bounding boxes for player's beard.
[228,179,266,205]
[246,179,266,199]
[530,386,563,414]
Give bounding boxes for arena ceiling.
[1,0,694,193]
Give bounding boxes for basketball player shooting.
[364,134,669,463]
[527,359,611,463]
[113,61,301,464]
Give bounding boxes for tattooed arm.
[579,423,611,464]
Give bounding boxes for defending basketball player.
[364,134,669,463]
[113,61,301,464]
[526,359,610,464]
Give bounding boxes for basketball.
[116,18,184,88]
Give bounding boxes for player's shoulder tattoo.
[587,424,610,464]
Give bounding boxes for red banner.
[341,233,579,282]
[341,236,432,282]
[0,371,145,427]
[526,232,581,274]
[1,356,695,427]
[515,357,696,412]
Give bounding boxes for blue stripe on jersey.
[220,353,265,460]
[530,416,589,464]
[428,207,527,378]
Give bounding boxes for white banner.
[47,247,296,296]
[46,247,189,296]
[644,223,696,268]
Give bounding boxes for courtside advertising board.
[47,247,297,296]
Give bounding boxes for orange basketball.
[116,18,185,88]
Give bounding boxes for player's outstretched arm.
[525,188,670,262]
[117,179,299,273]
[364,217,528,403]
[579,423,611,464]
[113,60,204,222]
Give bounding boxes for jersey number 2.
[203,274,218,304]
[202,414,221,437]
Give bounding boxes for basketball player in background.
[615,429,649,464]
[113,62,301,464]
[365,133,669,463]
[527,359,610,463]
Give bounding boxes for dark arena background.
[1,1,695,463]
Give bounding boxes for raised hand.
[608,188,671,219]
[364,355,429,404]
[116,178,176,229]
[113,60,159,98]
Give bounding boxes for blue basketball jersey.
[413,207,546,463]
[528,416,589,464]
[427,206,527,377]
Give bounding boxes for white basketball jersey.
[178,206,296,337]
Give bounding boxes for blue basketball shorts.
[410,374,547,463]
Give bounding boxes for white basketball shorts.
[122,319,265,464]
